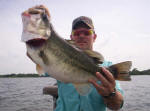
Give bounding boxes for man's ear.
[70,35,74,40]
[93,34,97,42]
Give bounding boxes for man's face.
[70,27,97,50]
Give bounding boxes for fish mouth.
[26,38,47,48]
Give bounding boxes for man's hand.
[88,67,116,97]
[88,67,124,110]
[26,5,50,18]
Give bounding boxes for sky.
[0,0,150,74]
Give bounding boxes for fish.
[21,5,132,95]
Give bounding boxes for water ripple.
[0,76,150,111]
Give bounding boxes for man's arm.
[89,67,123,110]
[43,85,58,98]
[103,89,123,110]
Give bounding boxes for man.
[54,16,124,111]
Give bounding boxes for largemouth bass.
[21,5,132,95]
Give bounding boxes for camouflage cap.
[72,16,94,30]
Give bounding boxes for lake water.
[0,76,150,111]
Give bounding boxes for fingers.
[88,79,105,94]
[101,67,115,83]
[88,67,116,96]
[28,5,46,11]
[30,5,50,17]
[24,5,50,19]
[95,72,109,87]
[88,79,99,89]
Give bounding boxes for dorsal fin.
[65,39,76,45]
[65,39,104,64]
[65,39,82,51]
[84,50,104,64]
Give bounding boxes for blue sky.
[0,0,150,74]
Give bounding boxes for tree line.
[0,73,50,78]
[0,68,150,78]
[129,68,150,75]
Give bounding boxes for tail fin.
[109,61,132,81]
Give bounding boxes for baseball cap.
[72,16,94,30]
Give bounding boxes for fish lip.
[21,8,43,18]
[22,12,31,17]
[26,38,47,48]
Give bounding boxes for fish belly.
[44,51,96,83]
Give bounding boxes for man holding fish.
[55,16,124,111]
[21,5,132,111]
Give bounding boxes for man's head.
[70,16,97,50]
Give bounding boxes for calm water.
[0,76,150,111]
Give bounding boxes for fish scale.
[46,30,100,74]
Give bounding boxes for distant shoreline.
[0,72,150,78]
[131,74,150,76]
[0,75,149,78]
[0,74,49,78]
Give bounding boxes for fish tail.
[109,61,132,81]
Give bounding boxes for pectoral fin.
[36,64,45,75]
[73,83,92,96]
[84,50,104,64]
[65,40,80,49]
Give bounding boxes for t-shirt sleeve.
[115,80,124,95]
